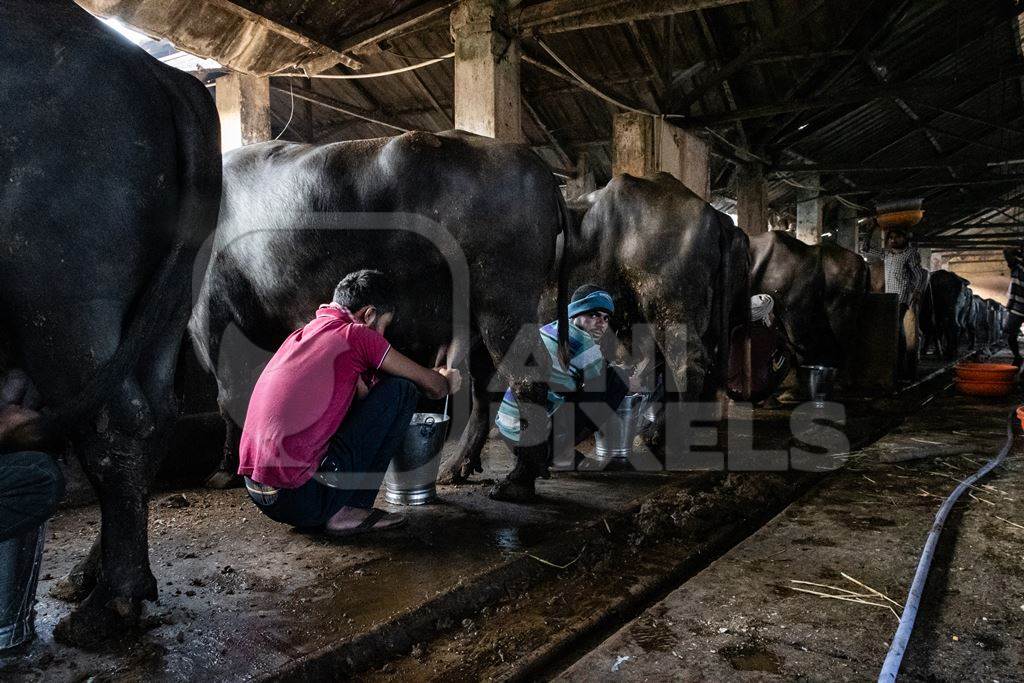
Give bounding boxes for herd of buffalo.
[0,1,1010,646]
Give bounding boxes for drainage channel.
[350,354,977,683]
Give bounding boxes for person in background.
[1003,246,1024,366]
[239,270,460,537]
[495,284,642,472]
[883,225,928,379]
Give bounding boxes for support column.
[795,174,824,245]
[735,163,767,236]
[563,151,597,200]
[451,0,521,141]
[612,113,710,200]
[918,247,933,272]
[835,206,859,252]
[216,72,271,152]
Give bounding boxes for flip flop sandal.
[326,508,407,538]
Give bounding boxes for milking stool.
[0,451,64,654]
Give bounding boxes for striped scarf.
[495,320,605,443]
[1008,264,1024,316]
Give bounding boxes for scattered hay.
[789,573,902,621]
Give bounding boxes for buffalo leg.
[53,299,188,647]
[205,410,242,489]
[474,311,549,503]
[438,341,494,485]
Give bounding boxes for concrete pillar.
[795,174,824,245]
[735,163,767,236]
[835,206,859,252]
[451,0,521,141]
[611,113,710,200]
[563,151,597,201]
[918,247,933,272]
[216,72,271,152]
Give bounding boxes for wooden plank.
[203,0,361,70]
[517,0,749,33]
[333,0,458,54]
[673,0,826,113]
[687,64,1024,125]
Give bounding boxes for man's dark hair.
[332,270,397,314]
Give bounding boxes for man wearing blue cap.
[495,284,637,469]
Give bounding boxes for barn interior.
[4,0,1024,680]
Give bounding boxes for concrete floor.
[1,440,679,682]
[558,371,1023,681]
[0,351,997,681]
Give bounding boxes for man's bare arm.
[379,348,461,400]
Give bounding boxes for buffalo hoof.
[49,574,94,603]
[204,469,243,490]
[52,589,142,650]
[437,467,467,486]
[488,478,536,503]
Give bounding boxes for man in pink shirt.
[238,270,460,536]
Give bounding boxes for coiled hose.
[878,409,1016,681]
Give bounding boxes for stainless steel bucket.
[0,523,46,652]
[798,365,837,406]
[384,412,450,505]
[593,393,646,463]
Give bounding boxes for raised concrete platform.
[558,375,1023,680]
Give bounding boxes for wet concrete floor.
[558,364,1023,681]
[2,438,681,682]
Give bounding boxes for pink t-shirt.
[238,305,391,489]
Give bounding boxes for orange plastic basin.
[955,378,1016,397]
[954,363,1019,383]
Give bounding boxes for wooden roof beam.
[689,64,1024,125]
[332,0,458,55]
[517,0,750,34]
[672,0,826,113]
[202,0,362,71]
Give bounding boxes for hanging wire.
[272,82,296,141]
[276,53,454,79]
[533,36,657,116]
[778,176,868,212]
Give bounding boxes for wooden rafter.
[202,0,362,71]
[516,0,749,33]
[672,0,826,113]
[332,0,457,55]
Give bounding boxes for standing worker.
[883,225,928,379]
[1003,246,1024,366]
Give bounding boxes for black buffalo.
[189,131,569,502]
[443,172,750,482]
[0,1,221,645]
[920,269,970,359]
[748,231,867,374]
[970,294,992,346]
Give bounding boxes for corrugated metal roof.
[94,0,1024,246]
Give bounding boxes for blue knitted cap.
[568,290,614,318]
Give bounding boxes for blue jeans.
[248,377,418,529]
[0,452,64,541]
